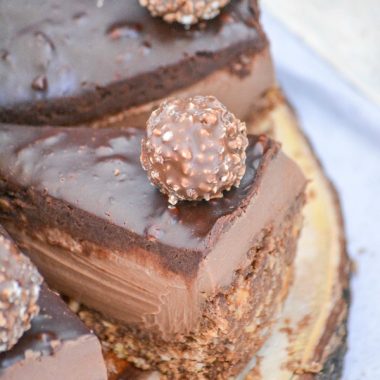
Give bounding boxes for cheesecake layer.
[91,48,276,128]
[0,0,268,126]
[0,125,305,338]
[0,284,107,380]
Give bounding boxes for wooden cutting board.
[240,99,350,379]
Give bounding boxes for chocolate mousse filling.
[91,48,276,128]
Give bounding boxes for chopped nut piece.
[139,0,231,25]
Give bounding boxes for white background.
[262,11,380,380]
[262,0,380,108]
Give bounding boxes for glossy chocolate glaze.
[0,284,90,371]
[0,0,266,125]
[0,125,271,276]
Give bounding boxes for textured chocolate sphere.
[139,0,231,25]
[0,229,42,352]
[140,95,248,205]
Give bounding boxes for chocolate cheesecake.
[0,284,107,380]
[0,227,107,380]
[0,0,274,127]
[0,123,305,377]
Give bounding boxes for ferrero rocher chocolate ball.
[0,229,42,352]
[140,95,248,205]
[139,0,231,25]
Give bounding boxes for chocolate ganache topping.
[139,0,231,25]
[140,95,248,205]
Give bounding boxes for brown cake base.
[81,96,349,380]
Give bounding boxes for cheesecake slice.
[0,285,107,380]
[0,227,107,380]
[0,0,274,127]
[0,124,305,377]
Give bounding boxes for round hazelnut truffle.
[139,0,231,25]
[140,95,248,205]
[0,229,42,352]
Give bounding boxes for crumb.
[50,339,61,351]
[350,259,358,275]
[297,315,311,330]
[25,349,41,359]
